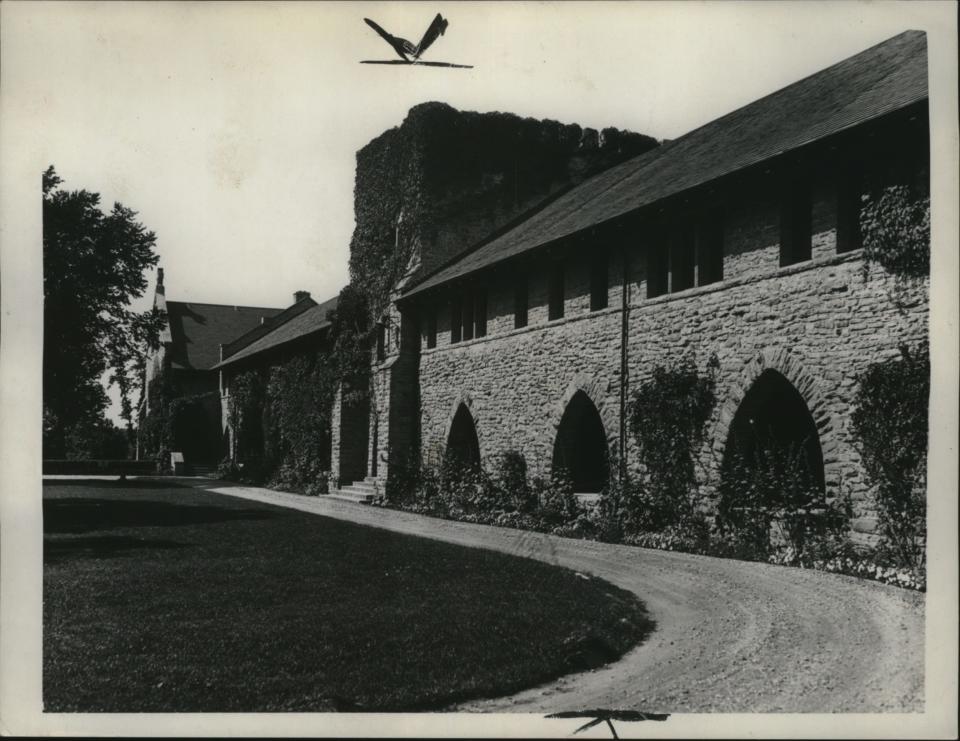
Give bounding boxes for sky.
[2,0,956,424]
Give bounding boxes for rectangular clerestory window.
[514,275,528,328]
[450,298,462,344]
[548,262,565,320]
[474,288,487,338]
[590,254,608,311]
[647,240,669,298]
[670,224,696,293]
[836,171,862,254]
[780,179,813,266]
[461,287,475,341]
[647,211,724,299]
[697,210,724,286]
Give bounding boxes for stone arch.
[544,375,617,492]
[446,401,481,470]
[713,347,834,491]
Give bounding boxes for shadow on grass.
[44,535,188,563]
[43,498,280,534]
[43,478,190,490]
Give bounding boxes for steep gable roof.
[403,30,928,299]
[212,294,340,370]
[165,301,284,370]
[221,296,319,360]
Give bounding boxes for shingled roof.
[212,294,340,370]
[165,301,284,370]
[403,30,928,299]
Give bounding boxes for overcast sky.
[2,0,956,424]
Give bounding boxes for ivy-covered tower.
[333,102,658,490]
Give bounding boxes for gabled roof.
[212,294,340,370]
[221,295,318,360]
[403,30,928,299]
[165,301,283,370]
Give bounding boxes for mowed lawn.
[44,481,653,712]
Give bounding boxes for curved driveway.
[197,480,924,713]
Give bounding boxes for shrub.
[305,472,330,496]
[532,468,581,526]
[623,521,711,554]
[717,436,850,564]
[216,456,240,481]
[494,450,535,512]
[851,342,929,570]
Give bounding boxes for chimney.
[294,290,311,303]
[156,268,165,295]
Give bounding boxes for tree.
[42,166,164,458]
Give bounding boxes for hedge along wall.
[414,158,928,545]
[350,102,658,483]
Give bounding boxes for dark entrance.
[722,369,825,492]
[552,391,609,492]
[172,397,219,464]
[447,404,480,470]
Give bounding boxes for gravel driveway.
[192,480,924,713]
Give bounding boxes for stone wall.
[331,383,370,486]
[413,168,929,543]
[352,103,658,484]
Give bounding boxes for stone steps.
[327,477,381,504]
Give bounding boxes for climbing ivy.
[226,286,372,491]
[136,369,177,472]
[618,355,719,535]
[851,341,929,570]
[860,183,930,279]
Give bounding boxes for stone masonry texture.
[412,169,928,544]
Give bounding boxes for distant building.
[213,292,340,468]
[137,269,285,471]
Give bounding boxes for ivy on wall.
[617,355,719,536]
[851,341,929,570]
[861,183,930,279]
[225,286,372,492]
[137,370,177,472]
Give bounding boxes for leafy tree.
[64,417,131,460]
[42,166,164,458]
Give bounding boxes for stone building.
[331,30,930,542]
[213,292,341,469]
[138,269,306,471]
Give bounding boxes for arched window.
[552,391,609,492]
[447,404,480,470]
[722,369,825,494]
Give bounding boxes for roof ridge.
[213,293,343,370]
[401,29,927,300]
[652,30,926,152]
[221,297,319,359]
[165,299,285,311]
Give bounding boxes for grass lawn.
[44,481,653,712]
